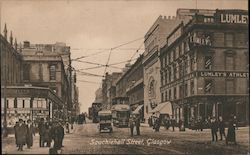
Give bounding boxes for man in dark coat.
[129,117,135,136]
[154,117,160,132]
[44,123,52,147]
[210,117,218,142]
[171,118,176,132]
[58,121,65,148]
[226,115,237,145]
[26,119,35,148]
[15,119,27,151]
[135,115,140,135]
[218,116,226,141]
[38,118,46,147]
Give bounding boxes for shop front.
[1,86,64,128]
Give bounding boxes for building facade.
[126,55,144,121]
[1,25,76,127]
[160,9,249,127]
[143,14,191,122]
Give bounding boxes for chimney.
[23,41,30,48]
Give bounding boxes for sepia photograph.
[0,0,249,154]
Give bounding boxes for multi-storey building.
[101,72,122,109]
[126,55,144,121]
[1,26,66,127]
[160,9,249,127]
[143,14,191,122]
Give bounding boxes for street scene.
[2,119,249,154]
[1,0,249,154]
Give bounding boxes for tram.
[111,97,130,127]
[91,102,102,123]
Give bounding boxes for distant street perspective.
[1,0,249,155]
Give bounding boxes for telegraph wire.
[77,80,101,84]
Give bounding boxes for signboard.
[215,10,248,24]
[220,14,248,24]
[198,71,249,78]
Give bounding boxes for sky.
[0,0,248,113]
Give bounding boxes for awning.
[132,105,143,114]
[150,102,172,115]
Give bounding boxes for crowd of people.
[13,117,71,152]
[147,114,238,145]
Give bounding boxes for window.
[23,64,30,80]
[49,65,56,80]
[173,64,177,80]
[179,45,182,56]
[165,91,168,101]
[225,55,234,70]
[179,85,183,99]
[184,83,188,97]
[191,80,194,95]
[174,87,177,99]
[184,59,188,75]
[168,68,172,82]
[225,33,234,47]
[179,63,183,78]
[14,98,17,108]
[23,100,25,108]
[204,80,213,94]
[204,56,212,70]
[6,100,9,108]
[226,79,234,94]
[169,89,172,100]
[161,93,164,102]
[162,57,166,68]
[173,49,176,60]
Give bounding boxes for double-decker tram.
[111,97,130,127]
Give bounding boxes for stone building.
[160,9,249,127]
[1,26,65,127]
[143,14,191,122]
[125,55,144,121]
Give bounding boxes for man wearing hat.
[15,119,27,151]
[38,118,46,147]
[26,119,35,149]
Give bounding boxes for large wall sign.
[198,71,249,78]
[220,14,248,24]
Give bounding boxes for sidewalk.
[2,125,76,154]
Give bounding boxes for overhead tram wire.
[77,80,101,84]
[74,60,123,70]
[128,41,144,63]
[71,37,144,61]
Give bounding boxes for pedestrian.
[129,116,135,136]
[14,121,19,147]
[210,117,218,142]
[154,117,160,132]
[66,122,70,133]
[51,121,60,150]
[15,119,27,151]
[171,117,176,132]
[38,118,46,147]
[26,119,35,149]
[164,117,170,130]
[58,121,65,148]
[218,116,226,141]
[44,123,52,147]
[135,115,140,135]
[226,115,237,145]
[148,116,152,127]
[199,117,203,131]
[178,119,183,131]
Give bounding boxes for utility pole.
[3,64,8,137]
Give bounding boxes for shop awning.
[132,104,144,114]
[150,102,172,115]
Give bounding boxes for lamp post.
[3,65,8,137]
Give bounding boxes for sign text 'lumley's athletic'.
[220,13,248,24]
